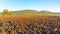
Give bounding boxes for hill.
[0,10,60,16]
[11,10,60,16]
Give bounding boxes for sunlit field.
[0,15,60,34]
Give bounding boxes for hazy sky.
[0,0,60,12]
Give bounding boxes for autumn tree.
[2,9,12,16]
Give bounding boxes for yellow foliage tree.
[2,9,12,16]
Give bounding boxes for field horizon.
[0,9,60,16]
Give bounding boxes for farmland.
[0,10,60,34]
[0,15,60,34]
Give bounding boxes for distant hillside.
[0,10,60,16]
[11,10,40,15]
[10,10,60,16]
[0,12,2,15]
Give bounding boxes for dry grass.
[0,15,60,34]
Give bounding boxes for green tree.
[2,9,12,16]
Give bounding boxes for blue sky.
[0,0,60,12]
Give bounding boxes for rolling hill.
[11,10,60,16]
[0,10,60,16]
